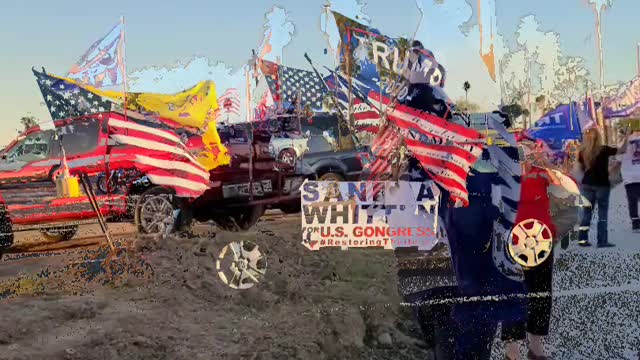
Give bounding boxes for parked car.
[268,133,309,167]
[0,119,130,247]
[0,111,312,249]
[300,134,369,181]
[206,121,314,220]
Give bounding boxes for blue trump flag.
[331,11,447,102]
[529,103,583,151]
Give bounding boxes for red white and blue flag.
[217,88,241,116]
[365,92,484,206]
[324,72,380,133]
[106,112,210,198]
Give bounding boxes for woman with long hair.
[576,128,617,247]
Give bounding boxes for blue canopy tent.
[528,102,583,151]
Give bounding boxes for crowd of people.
[501,125,636,359]
[406,123,637,360]
[569,126,637,245]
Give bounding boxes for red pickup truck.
[0,111,311,257]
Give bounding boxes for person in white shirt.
[620,131,640,232]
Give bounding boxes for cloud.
[414,0,503,110]
[587,0,615,14]
[320,0,369,55]
[128,57,243,94]
[126,6,295,123]
[259,6,295,63]
[514,15,562,95]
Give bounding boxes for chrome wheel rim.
[140,195,174,234]
[508,218,553,268]
[280,151,295,165]
[216,240,267,289]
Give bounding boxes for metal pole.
[246,67,254,201]
[528,55,532,129]
[637,42,640,77]
[303,53,352,146]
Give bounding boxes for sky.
[0,0,638,145]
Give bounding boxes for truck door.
[0,130,58,224]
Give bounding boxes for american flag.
[217,88,241,116]
[259,60,326,110]
[33,68,114,120]
[324,72,380,133]
[106,112,210,198]
[366,92,485,206]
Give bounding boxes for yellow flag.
[126,81,218,129]
[48,73,229,170]
[195,121,230,170]
[49,74,218,128]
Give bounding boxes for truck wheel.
[96,173,110,194]
[135,187,183,235]
[318,172,344,182]
[40,226,78,242]
[212,205,265,232]
[278,148,296,166]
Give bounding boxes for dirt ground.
[0,215,432,360]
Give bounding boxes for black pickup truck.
[294,111,371,182]
[299,134,369,182]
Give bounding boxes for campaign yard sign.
[300,180,447,251]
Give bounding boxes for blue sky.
[0,0,638,144]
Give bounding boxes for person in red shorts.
[502,139,557,360]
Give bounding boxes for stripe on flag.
[367,92,485,206]
[134,155,209,179]
[218,88,242,116]
[328,72,380,132]
[107,113,210,198]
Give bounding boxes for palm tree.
[19,115,38,132]
[587,0,614,91]
[463,81,471,102]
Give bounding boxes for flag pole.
[246,66,254,201]
[121,15,128,118]
[637,42,640,77]
[304,53,361,150]
[346,28,354,151]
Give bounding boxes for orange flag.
[478,0,497,82]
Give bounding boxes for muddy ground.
[0,216,432,360]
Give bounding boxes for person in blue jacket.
[396,79,526,359]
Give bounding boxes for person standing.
[502,140,557,360]
[563,140,580,174]
[576,128,617,248]
[620,131,640,232]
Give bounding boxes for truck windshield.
[4,131,53,162]
[56,120,100,156]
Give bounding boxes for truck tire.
[277,148,296,166]
[212,205,265,232]
[135,187,186,235]
[318,172,344,182]
[40,226,78,242]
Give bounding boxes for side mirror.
[1,154,6,160]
